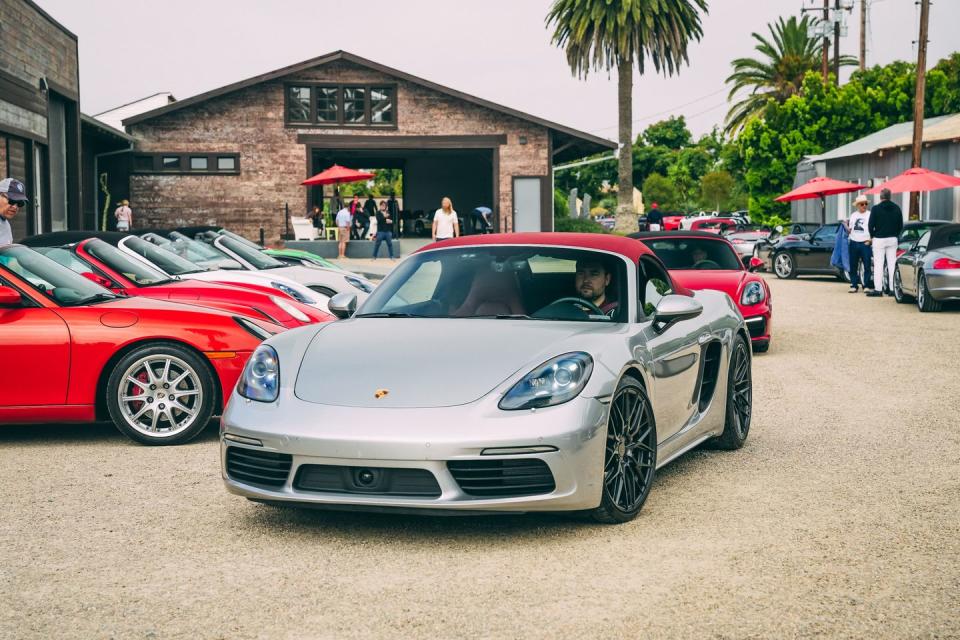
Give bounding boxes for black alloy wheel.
[591,377,657,524]
[893,269,912,303]
[917,272,942,312]
[712,335,752,450]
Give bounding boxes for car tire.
[106,342,216,446]
[752,339,770,353]
[773,252,797,279]
[893,269,913,303]
[590,377,657,524]
[917,271,942,312]
[712,335,752,451]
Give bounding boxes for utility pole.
[833,0,842,84]
[909,0,930,221]
[822,0,830,82]
[859,0,867,71]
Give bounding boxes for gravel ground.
[2,275,958,639]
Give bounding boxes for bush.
[554,217,609,233]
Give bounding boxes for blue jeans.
[849,240,873,289]
[373,231,394,258]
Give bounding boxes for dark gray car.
[893,224,960,312]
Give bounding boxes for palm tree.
[547,0,708,233]
[724,15,856,134]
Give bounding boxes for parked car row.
[0,228,377,446]
[893,223,960,312]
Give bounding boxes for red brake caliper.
[129,370,149,413]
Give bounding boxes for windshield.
[219,236,286,269]
[84,239,172,285]
[119,236,204,276]
[358,246,628,322]
[141,232,222,269]
[0,245,118,306]
[219,229,263,249]
[641,238,742,270]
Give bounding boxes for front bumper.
[220,392,609,513]
[741,305,772,343]
[926,269,960,301]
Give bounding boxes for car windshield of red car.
[0,245,117,306]
[85,239,171,286]
[641,238,742,270]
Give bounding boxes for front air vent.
[447,459,556,497]
[225,447,292,488]
[294,465,441,497]
[697,341,723,413]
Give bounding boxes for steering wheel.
[538,296,605,316]
[692,259,721,270]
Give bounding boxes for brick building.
[122,51,613,241]
[0,0,81,239]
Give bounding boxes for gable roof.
[122,50,614,161]
[808,113,960,162]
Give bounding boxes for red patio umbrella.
[775,176,866,225]
[863,167,960,194]
[301,164,375,186]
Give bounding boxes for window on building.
[316,86,338,123]
[190,156,208,170]
[370,87,394,124]
[287,86,311,122]
[161,156,181,170]
[132,153,240,175]
[217,156,236,171]
[133,155,154,171]
[343,87,366,123]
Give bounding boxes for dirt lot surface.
[2,275,958,639]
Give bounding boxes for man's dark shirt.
[868,200,904,238]
[376,211,392,232]
[363,197,377,217]
[647,208,663,224]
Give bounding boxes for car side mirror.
[0,285,23,307]
[748,257,764,272]
[653,294,702,330]
[81,272,114,288]
[801,233,812,242]
[775,225,784,233]
[328,292,358,319]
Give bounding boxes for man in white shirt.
[335,205,352,259]
[0,178,29,245]
[847,194,873,293]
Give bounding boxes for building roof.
[808,113,960,162]
[80,113,135,143]
[122,50,615,161]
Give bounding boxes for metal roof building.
[791,113,960,224]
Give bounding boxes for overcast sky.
[38,0,960,140]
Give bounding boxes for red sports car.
[0,244,283,445]
[662,215,684,231]
[630,231,772,352]
[21,233,332,329]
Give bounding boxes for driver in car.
[575,258,618,317]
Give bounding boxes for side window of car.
[638,258,673,320]
[916,231,931,250]
[813,225,838,242]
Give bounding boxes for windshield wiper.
[354,312,424,318]
[72,292,119,306]
[468,314,535,320]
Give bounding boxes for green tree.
[642,173,678,211]
[641,115,692,149]
[926,52,960,115]
[547,0,708,234]
[724,15,856,134]
[699,170,735,210]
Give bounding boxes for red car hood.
[669,270,746,300]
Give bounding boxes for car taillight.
[932,257,960,269]
[896,249,905,258]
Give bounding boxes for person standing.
[335,203,352,259]
[115,199,133,231]
[847,195,873,293]
[646,202,663,231]
[866,188,903,297]
[387,193,401,237]
[432,197,459,241]
[355,195,372,240]
[0,178,28,245]
[373,200,395,259]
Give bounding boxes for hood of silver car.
[294,318,596,408]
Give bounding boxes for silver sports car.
[220,233,753,523]
[893,223,960,312]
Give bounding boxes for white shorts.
[648,223,661,231]
[117,222,129,231]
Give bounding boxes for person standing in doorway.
[866,188,903,297]
[335,203,352,259]
[0,178,28,245]
[432,197,460,242]
[362,193,377,237]
[387,193,401,237]
[373,200,395,259]
[847,195,873,293]
[115,199,133,231]
[646,202,663,231]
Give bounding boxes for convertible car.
[0,244,280,444]
[630,231,772,352]
[760,223,848,280]
[220,233,753,523]
[893,223,960,311]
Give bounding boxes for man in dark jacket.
[386,193,401,236]
[866,188,903,297]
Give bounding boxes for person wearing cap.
[866,188,903,297]
[0,178,29,245]
[646,202,663,231]
[847,194,873,293]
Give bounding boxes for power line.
[590,86,728,133]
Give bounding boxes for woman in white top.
[432,197,460,241]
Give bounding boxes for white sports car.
[220,233,753,523]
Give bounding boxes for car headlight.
[344,275,373,293]
[271,281,316,305]
[499,352,593,411]
[741,281,765,306]
[270,295,310,323]
[237,344,280,403]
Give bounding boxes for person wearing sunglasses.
[0,178,29,246]
[847,194,873,293]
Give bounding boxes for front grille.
[745,316,767,338]
[294,465,441,497]
[225,447,292,488]
[447,459,556,497]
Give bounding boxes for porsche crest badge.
[374,389,389,399]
